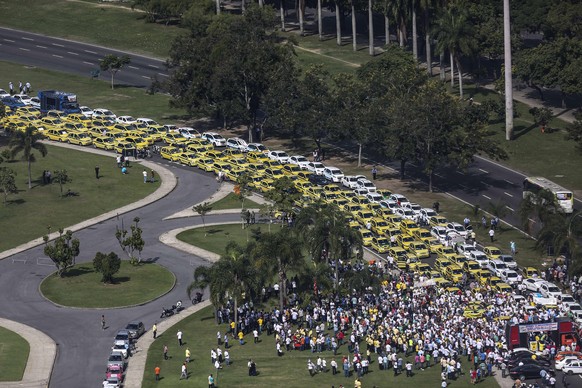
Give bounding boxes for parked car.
[538,281,562,299]
[468,250,489,268]
[388,194,410,207]
[498,254,518,270]
[107,351,125,368]
[92,108,117,121]
[306,161,326,175]
[111,341,128,358]
[499,269,519,286]
[125,321,145,339]
[201,132,227,147]
[268,150,290,164]
[508,364,552,381]
[289,155,310,169]
[563,358,582,375]
[246,143,269,154]
[446,222,467,237]
[341,175,366,189]
[103,376,121,388]
[356,179,376,193]
[179,127,200,139]
[556,356,582,371]
[456,244,476,259]
[487,260,508,277]
[116,115,137,124]
[226,137,248,151]
[522,277,545,293]
[323,167,345,183]
[114,330,130,345]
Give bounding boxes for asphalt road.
[0,27,169,88]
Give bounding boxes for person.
[406,361,413,377]
[354,378,362,388]
[25,82,31,93]
[214,359,222,370]
[116,155,122,168]
[248,359,253,376]
[152,323,157,339]
[510,241,517,255]
[101,315,105,330]
[103,378,108,387]
[251,211,256,224]
[481,216,487,229]
[372,166,378,180]
[18,81,22,93]
[433,201,440,212]
[46,170,51,183]
[150,170,155,182]
[124,155,130,167]
[143,169,148,183]
[121,167,128,174]
[8,81,13,95]
[489,228,495,242]
[177,330,183,346]
[180,362,188,379]
[163,344,168,360]
[155,366,161,381]
[217,331,221,346]
[331,358,337,375]
[225,350,230,366]
[308,359,315,376]
[238,330,244,345]
[208,373,215,388]
[185,348,191,363]
[95,166,100,179]
[313,149,318,162]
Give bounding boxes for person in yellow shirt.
[185,347,191,363]
[354,378,362,388]
[258,317,263,334]
[230,321,236,335]
[238,331,244,345]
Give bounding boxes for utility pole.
[503,0,514,141]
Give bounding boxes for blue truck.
[38,90,80,115]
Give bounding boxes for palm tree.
[335,0,342,45]
[389,0,408,47]
[368,0,374,56]
[253,228,304,311]
[411,0,418,60]
[351,0,358,51]
[9,126,48,189]
[433,5,475,99]
[419,0,435,74]
[296,203,363,290]
[318,0,323,40]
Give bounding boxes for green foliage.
[99,54,131,89]
[53,169,71,197]
[566,112,582,154]
[115,217,145,265]
[43,229,80,277]
[0,167,17,204]
[193,201,213,231]
[529,107,554,130]
[132,0,196,24]
[9,126,48,189]
[93,251,121,283]
[264,176,301,214]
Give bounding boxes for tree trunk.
[299,0,304,35]
[503,0,513,141]
[352,5,357,51]
[27,159,32,189]
[336,3,341,45]
[280,0,285,31]
[357,143,362,167]
[399,23,404,47]
[428,170,433,192]
[110,74,115,90]
[412,2,418,60]
[439,52,445,81]
[318,0,323,40]
[450,52,455,87]
[259,0,263,6]
[400,159,406,180]
[425,10,431,75]
[368,0,374,56]
[216,0,221,14]
[241,0,245,13]
[234,296,238,335]
[384,15,389,45]
[456,58,464,99]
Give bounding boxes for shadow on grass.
[62,267,93,277]
[513,123,537,140]
[112,276,130,284]
[200,315,215,322]
[206,229,223,235]
[6,198,25,205]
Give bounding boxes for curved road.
[0,159,239,386]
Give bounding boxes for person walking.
[101,315,106,330]
[180,362,188,380]
[177,330,183,346]
[116,155,122,168]
[510,241,517,255]
[208,373,215,388]
[95,166,100,179]
[163,344,168,360]
[150,169,155,182]
[489,228,495,242]
[143,169,148,183]
[372,166,378,180]
[185,348,191,363]
[152,323,157,339]
[154,366,161,381]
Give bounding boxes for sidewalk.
[0,318,56,388]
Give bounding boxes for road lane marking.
[504,192,514,197]
[482,195,491,200]
[148,64,160,69]
[157,73,169,77]
[457,171,465,175]
[459,184,468,189]
[504,179,514,185]
[19,48,30,51]
[52,43,64,47]
[83,61,93,65]
[84,49,98,54]
[67,51,79,56]
[141,75,151,79]
[505,206,514,212]
[52,54,63,58]
[435,173,444,178]
[3,39,15,42]
[528,218,537,224]
[480,181,489,187]
[478,168,489,174]
[409,163,417,167]
[128,66,139,70]
[22,37,33,41]
[36,45,47,49]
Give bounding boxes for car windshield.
[127,324,139,330]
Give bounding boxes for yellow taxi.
[294,180,313,194]
[370,218,391,236]
[429,215,448,228]
[163,132,188,145]
[352,196,370,208]
[265,167,285,180]
[494,282,512,293]
[67,131,92,146]
[523,267,540,279]
[475,269,492,286]
[409,262,431,273]
[282,164,302,176]
[93,136,116,150]
[444,264,463,283]
[124,136,149,150]
[222,149,244,159]
[211,161,232,175]
[305,185,323,199]
[320,191,340,203]
[463,302,487,318]
[178,152,199,166]
[114,142,136,154]
[40,117,65,130]
[407,241,430,259]
[396,234,415,250]
[160,146,180,161]
[413,228,432,243]
[331,198,349,208]
[486,276,503,288]
[355,210,375,226]
[89,126,109,138]
[400,219,420,236]
[483,246,503,260]
[15,106,41,117]
[385,214,402,229]
[371,237,391,253]
[343,203,363,217]
[463,260,481,277]
[434,257,453,273]
[339,191,356,202]
[296,171,313,181]
[263,160,283,170]
[257,179,275,193]
[385,228,402,240]
[374,207,392,219]
[426,237,444,254]
[196,157,215,172]
[44,128,69,142]
[246,151,270,163]
[435,246,456,260]
[451,254,467,266]
[65,113,92,126]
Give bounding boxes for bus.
[523,177,574,213]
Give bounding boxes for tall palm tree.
[351,0,358,51]
[368,0,374,56]
[411,0,418,60]
[9,126,48,189]
[433,5,474,99]
[419,0,434,73]
[335,0,341,44]
[253,228,304,311]
[318,0,323,40]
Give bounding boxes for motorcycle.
[192,292,203,305]
[160,307,174,318]
[175,300,184,313]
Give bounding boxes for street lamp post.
[503,0,514,141]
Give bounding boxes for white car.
[226,137,248,151]
[92,108,117,121]
[403,202,422,216]
[380,200,399,212]
[388,194,410,207]
[323,167,344,183]
[179,127,200,139]
[353,188,369,196]
[306,162,325,175]
[79,106,93,118]
[569,303,582,314]
[341,175,366,189]
[366,192,383,203]
[103,376,121,388]
[498,254,518,270]
[356,179,376,193]
[116,115,137,124]
[0,88,10,98]
[111,341,128,358]
[522,278,546,293]
[419,208,437,224]
[499,269,519,286]
[446,222,467,237]
[136,117,159,127]
[29,97,41,108]
[538,282,562,299]
[289,155,310,169]
[394,207,415,220]
[202,132,227,147]
[487,260,508,277]
[430,226,448,244]
[562,358,582,375]
[268,150,290,164]
[12,94,33,105]
[247,143,269,154]
[163,124,177,132]
[456,244,476,258]
[468,250,489,268]
[556,356,582,371]
[556,293,577,309]
[571,310,582,325]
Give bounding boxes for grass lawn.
[0,143,160,252]
[142,305,500,388]
[210,193,260,211]
[0,61,185,123]
[177,223,273,255]
[0,0,183,58]
[0,327,29,381]
[40,261,175,308]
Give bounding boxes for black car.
[125,321,145,339]
[508,357,551,369]
[309,174,328,186]
[509,364,553,381]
